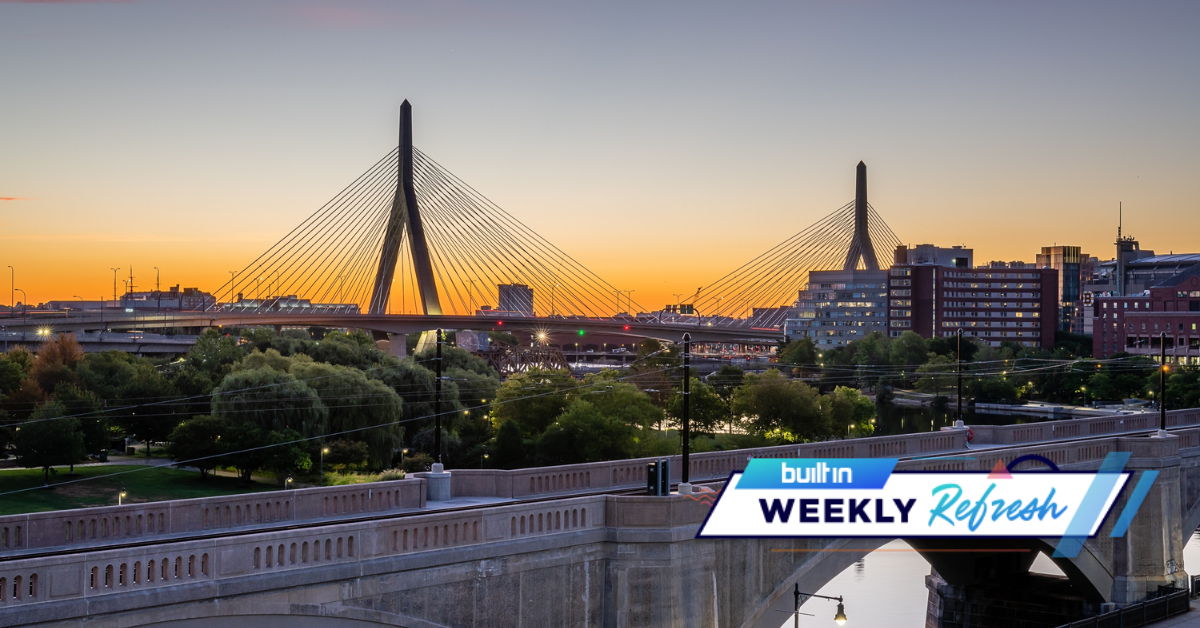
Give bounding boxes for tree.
[491,368,575,436]
[52,384,108,461]
[889,332,928,367]
[536,400,637,465]
[414,345,498,378]
[0,353,25,396]
[970,376,1019,403]
[583,381,662,430]
[185,330,246,381]
[166,415,231,478]
[915,355,957,397]
[321,439,369,472]
[28,333,85,395]
[117,360,180,455]
[307,331,390,370]
[493,419,527,469]
[15,401,86,484]
[779,338,818,368]
[708,365,745,401]
[731,369,830,440]
[829,386,876,437]
[1165,368,1200,409]
[211,368,328,437]
[666,378,728,435]
[290,362,404,470]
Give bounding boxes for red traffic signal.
[623,324,630,331]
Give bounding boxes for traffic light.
[623,324,631,331]
[578,329,585,336]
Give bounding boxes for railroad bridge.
[3,409,1199,628]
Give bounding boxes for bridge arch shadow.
[740,536,1111,628]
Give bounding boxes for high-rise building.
[786,269,888,345]
[885,265,1058,348]
[497,283,534,315]
[1037,246,1085,334]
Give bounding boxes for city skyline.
[2,0,1198,309]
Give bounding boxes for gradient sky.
[2,0,1198,310]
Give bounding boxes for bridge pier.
[1110,433,1186,604]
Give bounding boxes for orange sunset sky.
[2,1,1198,312]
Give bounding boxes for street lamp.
[847,423,855,439]
[111,268,121,302]
[118,485,127,506]
[7,265,13,318]
[15,288,27,341]
[320,446,330,483]
[793,584,847,626]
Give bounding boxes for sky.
[2,0,1198,311]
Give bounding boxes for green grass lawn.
[0,465,279,516]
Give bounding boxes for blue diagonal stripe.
[1109,470,1159,538]
[1053,452,1130,558]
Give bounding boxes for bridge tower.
[369,100,442,315]
[842,160,881,271]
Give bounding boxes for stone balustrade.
[962,408,1200,446]
[0,478,426,554]
[439,429,969,499]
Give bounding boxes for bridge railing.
[964,408,1200,446]
[0,478,426,554]
[438,429,968,500]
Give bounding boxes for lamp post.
[111,268,120,302]
[15,288,27,342]
[153,267,160,292]
[681,332,692,491]
[793,584,848,626]
[72,295,84,319]
[7,265,12,319]
[321,446,329,483]
[118,485,127,506]
[1159,331,1168,436]
[956,328,964,426]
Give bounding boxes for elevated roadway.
[1,311,784,345]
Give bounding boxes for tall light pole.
[1159,331,1168,436]
[72,295,84,319]
[681,333,691,491]
[15,288,27,342]
[153,267,160,292]
[111,268,120,302]
[6,265,12,318]
[434,328,444,464]
[956,328,964,425]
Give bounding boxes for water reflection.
[777,539,932,628]
[774,532,1200,627]
[872,401,1045,437]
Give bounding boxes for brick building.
[1092,266,1200,363]
[886,265,1058,348]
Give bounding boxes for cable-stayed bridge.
[7,101,901,345]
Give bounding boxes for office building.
[1036,246,1087,334]
[1091,266,1200,363]
[497,283,534,316]
[786,269,888,345]
[885,265,1058,349]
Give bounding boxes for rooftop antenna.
[1118,201,1122,240]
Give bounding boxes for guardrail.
[1057,588,1189,628]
